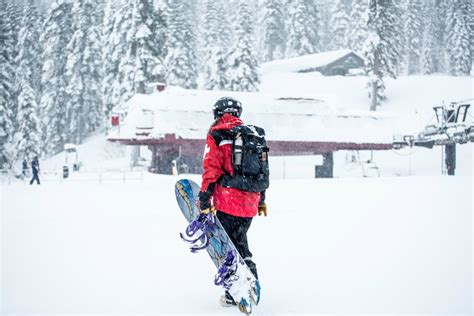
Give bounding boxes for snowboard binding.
[180,212,217,253]
[214,249,239,289]
[215,250,256,314]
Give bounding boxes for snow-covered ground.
[2,174,472,315]
[2,73,473,315]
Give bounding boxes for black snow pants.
[216,211,258,280]
[30,172,40,185]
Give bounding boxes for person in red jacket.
[198,97,267,306]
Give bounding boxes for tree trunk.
[370,79,377,111]
[370,46,380,111]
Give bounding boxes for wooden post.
[315,152,334,178]
[370,79,378,111]
[149,145,158,173]
[445,144,456,176]
[445,105,457,176]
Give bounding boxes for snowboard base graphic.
[175,179,260,314]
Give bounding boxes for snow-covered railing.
[0,169,144,185]
[47,170,145,183]
[0,169,13,185]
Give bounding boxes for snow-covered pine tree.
[330,0,350,50]
[364,32,386,110]
[202,0,228,90]
[363,0,402,110]
[446,0,472,76]
[257,0,286,62]
[0,0,22,168]
[218,0,234,53]
[0,9,14,168]
[102,0,121,122]
[5,1,21,72]
[404,0,423,75]
[133,0,167,93]
[431,1,449,73]
[40,0,73,155]
[64,0,103,145]
[111,3,134,105]
[317,2,333,53]
[348,0,369,53]
[421,1,437,74]
[194,0,205,78]
[118,0,167,101]
[287,0,320,57]
[166,0,198,89]
[5,0,21,120]
[226,1,260,92]
[209,49,229,90]
[13,0,42,163]
[469,1,474,73]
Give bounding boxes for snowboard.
[175,178,260,314]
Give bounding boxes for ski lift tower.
[431,102,471,175]
[393,101,472,176]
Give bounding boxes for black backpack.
[211,125,270,192]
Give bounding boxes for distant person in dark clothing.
[22,159,28,178]
[30,156,40,185]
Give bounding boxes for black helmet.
[213,97,242,119]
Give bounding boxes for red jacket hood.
[210,114,243,132]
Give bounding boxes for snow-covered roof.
[64,144,78,151]
[261,49,363,74]
[107,86,395,144]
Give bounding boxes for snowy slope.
[2,174,472,315]
[260,73,473,135]
[40,133,133,172]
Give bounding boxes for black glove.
[198,191,212,211]
[260,190,266,204]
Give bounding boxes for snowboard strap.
[180,212,217,253]
[214,249,239,289]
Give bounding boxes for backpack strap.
[208,130,234,182]
[210,130,234,146]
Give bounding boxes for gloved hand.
[200,206,216,215]
[258,203,267,216]
[198,191,213,212]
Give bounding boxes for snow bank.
[41,133,133,173]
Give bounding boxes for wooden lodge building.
[261,49,366,76]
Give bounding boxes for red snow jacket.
[200,114,261,218]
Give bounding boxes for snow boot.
[220,291,237,307]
